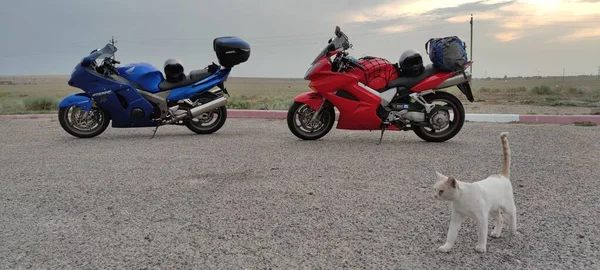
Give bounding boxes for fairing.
[300,56,383,130]
[57,93,93,111]
[166,68,231,101]
[66,63,155,127]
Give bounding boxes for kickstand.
[377,125,387,145]
[150,123,160,139]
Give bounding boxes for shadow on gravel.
[54,131,244,142]
[284,137,470,148]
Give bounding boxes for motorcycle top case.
[213,36,251,68]
[425,36,468,72]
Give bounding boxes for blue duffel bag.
[425,36,468,72]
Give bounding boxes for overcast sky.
[1,0,599,78]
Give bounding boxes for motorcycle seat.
[386,64,439,90]
[158,68,213,91]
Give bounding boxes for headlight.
[304,63,320,80]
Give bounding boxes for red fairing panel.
[411,71,454,92]
[293,92,324,110]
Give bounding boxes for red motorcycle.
[287,26,474,144]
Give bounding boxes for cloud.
[345,0,473,23]
[492,0,600,41]
[445,12,501,23]
[346,0,600,43]
[424,0,516,18]
[553,28,600,41]
[378,25,413,33]
[495,32,521,42]
[346,0,514,23]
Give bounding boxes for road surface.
[1,118,599,269]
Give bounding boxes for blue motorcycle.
[58,36,250,138]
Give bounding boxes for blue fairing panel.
[58,93,93,111]
[117,63,164,93]
[167,68,231,102]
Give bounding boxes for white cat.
[433,131,516,253]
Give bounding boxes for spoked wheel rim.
[187,108,223,131]
[63,106,107,136]
[291,103,332,137]
[417,99,461,139]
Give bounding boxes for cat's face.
[433,171,460,201]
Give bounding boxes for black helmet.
[164,58,185,83]
[399,50,424,77]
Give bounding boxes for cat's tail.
[500,132,511,178]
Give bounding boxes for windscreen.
[89,43,117,61]
[311,33,350,64]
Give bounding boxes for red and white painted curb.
[227,110,600,125]
[1,110,599,125]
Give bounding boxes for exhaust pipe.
[434,72,472,90]
[173,96,227,121]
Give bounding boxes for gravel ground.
[1,118,599,269]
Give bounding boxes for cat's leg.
[475,212,489,253]
[438,211,464,253]
[490,209,503,238]
[504,201,517,234]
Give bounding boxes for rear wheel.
[184,94,227,134]
[58,105,110,138]
[287,101,335,140]
[412,91,465,142]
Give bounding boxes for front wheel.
[412,91,465,142]
[58,105,110,138]
[287,101,335,140]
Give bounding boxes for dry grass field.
[1,75,599,115]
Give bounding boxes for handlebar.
[98,57,120,76]
[344,54,365,71]
[106,58,120,65]
[350,60,365,71]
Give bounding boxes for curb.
[0,114,56,120]
[1,110,599,125]
[226,110,600,125]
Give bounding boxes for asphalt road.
[1,118,599,269]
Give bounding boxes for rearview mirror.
[335,26,342,37]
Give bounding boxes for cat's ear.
[435,171,448,181]
[447,176,457,188]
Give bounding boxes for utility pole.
[470,14,473,74]
[109,36,117,59]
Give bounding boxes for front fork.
[310,97,326,122]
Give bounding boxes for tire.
[412,91,465,143]
[287,101,335,140]
[58,105,110,138]
[185,105,227,134]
